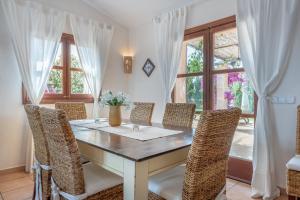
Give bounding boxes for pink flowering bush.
[224,72,244,108]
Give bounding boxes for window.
[212,27,255,116]
[174,16,256,117]
[175,36,205,112]
[174,16,256,162]
[23,33,93,104]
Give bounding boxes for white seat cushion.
[149,165,226,200]
[149,166,185,200]
[83,162,123,196]
[286,155,300,171]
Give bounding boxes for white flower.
[99,91,131,107]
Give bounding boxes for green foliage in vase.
[99,91,132,110]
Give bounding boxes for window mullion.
[205,28,213,110]
[64,39,70,98]
[211,68,245,75]
[177,72,204,78]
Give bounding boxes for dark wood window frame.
[173,15,257,118]
[174,16,257,183]
[22,33,94,104]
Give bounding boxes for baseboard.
[0,166,25,175]
[227,175,251,184]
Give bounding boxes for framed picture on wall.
[143,58,155,77]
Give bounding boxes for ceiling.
[82,0,207,28]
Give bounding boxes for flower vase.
[109,106,121,127]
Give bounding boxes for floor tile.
[226,178,239,190]
[0,172,32,184]
[230,121,254,160]
[226,182,288,200]
[0,170,290,200]
[227,182,255,200]
[0,177,33,193]
[2,184,33,200]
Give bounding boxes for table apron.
[77,141,189,176]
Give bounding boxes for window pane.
[45,69,63,94]
[53,43,63,66]
[213,28,242,70]
[174,76,203,112]
[71,71,90,94]
[212,72,254,114]
[70,44,81,68]
[178,37,204,74]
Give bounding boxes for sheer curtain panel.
[0,0,66,171]
[236,0,300,199]
[70,15,114,118]
[153,7,187,106]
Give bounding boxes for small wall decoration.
[123,56,133,73]
[143,58,155,77]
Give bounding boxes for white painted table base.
[77,141,189,200]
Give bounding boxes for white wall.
[128,0,237,122]
[128,0,300,188]
[0,13,27,169]
[0,0,129,170]
[272,24,300,188]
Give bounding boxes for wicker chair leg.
[32,181,36,200]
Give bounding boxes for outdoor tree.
[47,53,85,94]
[185,40,204,112]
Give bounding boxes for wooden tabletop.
[72,122,194,162]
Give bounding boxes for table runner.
[70,118,111,129]
[70,120,183,141]
[99,124,183,141]
[69,118,107,125]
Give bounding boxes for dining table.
[71,119,195,200]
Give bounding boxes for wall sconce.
[123,56,133,73]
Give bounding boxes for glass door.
[174,16,256,183]
[211,24,255,183]
[174,31,208,113]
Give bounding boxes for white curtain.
[153,7,187,105]
[236,0,300,199]
[70,15,114,118]
[0,0,66,171]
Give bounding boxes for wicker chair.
[162,103,196,128]
[55,102,87,120]
[40,107,123,200]
[24,105,51,200]
[286,106,300,200]
[149,108,241,200]
[130,102,155,124]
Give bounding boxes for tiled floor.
[0,170,288,200]
[0,171,34,200]
[230,119,254,160]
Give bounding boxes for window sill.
[22,94,94,105]
[40,97,94,104]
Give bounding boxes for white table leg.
[123,159,148,200]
